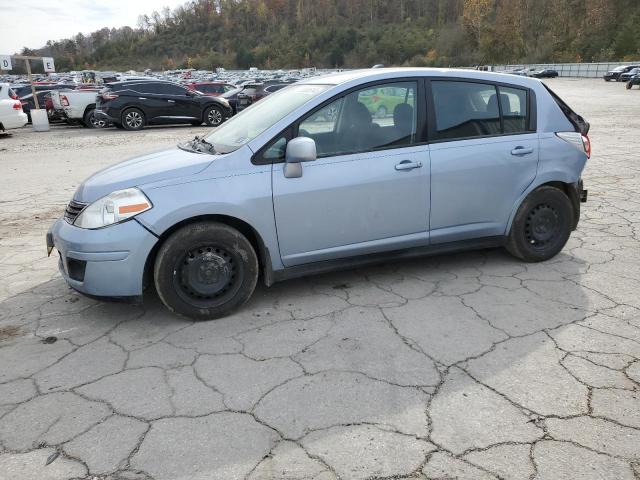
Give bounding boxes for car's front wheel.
[505,186,573,262]
[154,221,259,320]
[121,108,145,131]
[84,108,107,128]
[204,105,224,127]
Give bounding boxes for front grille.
[64,200,88,224]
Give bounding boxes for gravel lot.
[1,78,639,480]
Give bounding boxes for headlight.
[74,188,152,229]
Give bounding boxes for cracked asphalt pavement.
[1,78,639,479]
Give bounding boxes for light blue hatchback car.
[48,68,590,320]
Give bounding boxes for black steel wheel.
[506,186,573,262]
[154,222,258,320]
[121,108,145,131]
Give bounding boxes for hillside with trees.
[19,0,640,71]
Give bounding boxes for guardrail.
[491,62,640,78]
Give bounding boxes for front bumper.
[48,217,158,298]
[94,109,118,123]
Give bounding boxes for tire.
[376,105,387,118]
[626,81,633,90]
[121,108,145,131]
[154,221,259,320]
[83,108,107,128]
[203,105,224,127]
[505,186,573,262]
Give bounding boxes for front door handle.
[167,99,175,103]
[511,146,534,156]
[395,160,423,171]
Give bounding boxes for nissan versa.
[47,68,590,320]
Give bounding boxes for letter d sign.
[0,55,12,71]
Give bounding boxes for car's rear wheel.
[505,186,573,262]
[204,105,224,127]
[154,221,259,320]
[121,108,145,131]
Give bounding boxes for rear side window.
[499,86,528,134]
[431,81,501,140]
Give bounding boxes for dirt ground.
[0,78,639,480]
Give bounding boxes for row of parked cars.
[498,68,560,78]
[2,73,308,131]
[603,65,640,89]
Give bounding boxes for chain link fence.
[491,62,640,78]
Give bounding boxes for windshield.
[205,84,330,153]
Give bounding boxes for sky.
[0,0,187,54]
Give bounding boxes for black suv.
[603,65,640,82]
[95,80,232,130]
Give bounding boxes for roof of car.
[298,67,542,88]
[107,79,173,87]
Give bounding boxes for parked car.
[531,69,559,78]
[50,88,105,127]
[0,83,28,132]
[235,82,294,112]
[603,65,640,81]
[219,86,243,113]
[619,67,640,82]
[502,69,528,76]
[48,68,590,320]
[235,83,268,112]
[19,91,54,122]
[358,85,415,118]
[186,82,236,96]
[94,80,232,130]
[626,74,640,89]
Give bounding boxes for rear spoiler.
[543,84,590,135]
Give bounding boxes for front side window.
[205,84,330,154]
[298,81,418,157]
[431,81,501,140]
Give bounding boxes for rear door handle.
[395,160,423,171]
[511,146,534,156]
[167,99,175,103]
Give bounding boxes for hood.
[74,147,214,203]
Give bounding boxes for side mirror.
[283,137,317,178]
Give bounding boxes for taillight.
[101,92,118,101]
[582,134,591,159]
[12,101,22,110]
[10,93,17,100]
[556,132,590,158]
[61,95,69,106]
